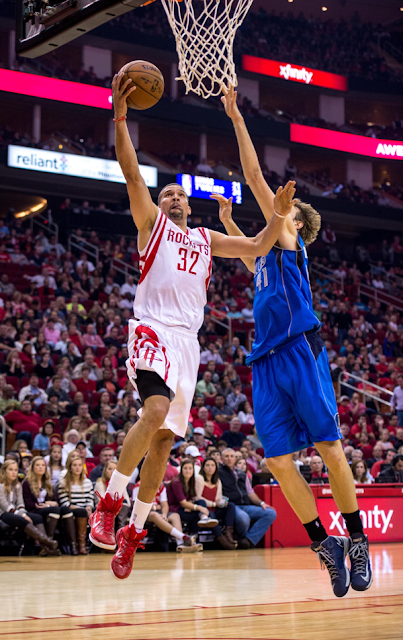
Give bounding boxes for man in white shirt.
[76,253,95,272]
[62,430,80,465]
[18,374,48,407]
[121,275,138,298]
[24,266,57,290]
[49,235,66,258]
[241,301,254,322]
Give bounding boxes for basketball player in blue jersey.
[213,85,372,598]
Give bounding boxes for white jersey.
[133,210,212,333]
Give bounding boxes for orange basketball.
[120,60,164,110]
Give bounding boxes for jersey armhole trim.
[139,210,165,260]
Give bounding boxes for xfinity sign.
[329,506,393,535]
[7,146,158,187]
[279,64,313,85]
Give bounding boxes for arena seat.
[240,423,253,435]
[6,376,20,391]
[92,444,110,456]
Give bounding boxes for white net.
[160,0,254,99]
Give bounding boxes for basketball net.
[160,0,254,99]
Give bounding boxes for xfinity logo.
[330,506,393,535]
[376,143,403,157]
[279,63,313,84]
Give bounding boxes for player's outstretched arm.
[209,194,255,273]
[210,182,297,259]
[113,72,158,233]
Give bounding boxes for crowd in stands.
[1,211,403,557]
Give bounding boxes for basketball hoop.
[160,0,254,99]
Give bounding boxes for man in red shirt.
[5,399,41,447]
[75,365,97,394]
[375,355,388,376]
[350,415,375,444]
[0,243,11,263]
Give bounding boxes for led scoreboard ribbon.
[177,174,243,204]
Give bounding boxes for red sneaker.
[89,492,124,550]
[110,525,147,580]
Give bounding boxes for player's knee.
[266,454,294,476]
[142,397,170,431]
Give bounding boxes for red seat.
[236,365,250,375]
[92,444,110,457]
[6,376,20,392]
[240,423,253,435]
[88,455,100,466]
[256,448,264,458]
[204,395,216,407]
[218,422,229,432]
[97,347,107,358]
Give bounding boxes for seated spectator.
[95,460,130,530]
[216,374,233,399]
[348,392,367,419]
[89,446,116,483]
[75,365,97,394]
[0,460,59,556]
[237,400,255,425]
[219,449,276,549]
[33,420,55,453]
[82,324,105,351]
[241,439,262,473]
[371,449,397,479]
[4,350,25,378]
[204,420,220,445]
[340,424,354,448]
[75,440,95,477]
[5,399,42,447]
[195,371,217,398]
[391,375,403,425]
[394,427,403,450]
[379,428,395,451]
[73,352,102,381]
[221,417,245,449]
[44,320,60,348]
[0,384,20,415]
[309,455,329,482]
[226,383,247,414]
[196,458,238,549]
[46,444,64,486]
[166,460,218,535]
[133,476,201,552]
[57,455,94,554]
[75,402,94,437]
[192,427,212,457]
[351,449,364,465]
[34,352,55,380]
[366,442,385,470]
[89,419,114,451]
[47,375,72,408]
[99,404,119,434]
[351,460,374,485]
[22,456,64,555]
[350,415,375,443]
[97,368,117,394]
[210,394,234,423]
[18,373,48,408]
[376,454,403,483]
[62,429,80,465]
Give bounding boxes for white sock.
[171,527,184,541]
[106,470,131,499]
[129,498,153,531]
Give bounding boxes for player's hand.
[209,194,233,223]
[112,71,137,119]
[221,84,242,121]
[273,181,297,218]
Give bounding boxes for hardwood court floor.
[0,544,402,640]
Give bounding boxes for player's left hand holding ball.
[273,180,297,218]
[112,71,137,120]
[209,193,233,223]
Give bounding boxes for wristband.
[274,210,287,219]
[260,501,265,507]
[193,504,197,511]
[113,115,127,123]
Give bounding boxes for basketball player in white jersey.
[90,71,297,580]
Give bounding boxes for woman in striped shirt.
[57,456,94,555]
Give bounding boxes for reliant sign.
[0,69,112,109]
[290,123,403,160]
[7,145,158,187]
[242,55,348,91]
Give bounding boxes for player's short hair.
[294,199,321,247]
[158,183,189,205]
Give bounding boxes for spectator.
[89,446,116,483]
[391,374,403,426]
[4,350,25,379]
[166,460,218,535]
[226,382,247,413]
[5,399,42,447]
[99,404,119,434]
[195,371,217,397]
[75,441,96,477]
[219,449,276,549]
[57,455,94,554]
[241,301,254,322]
[18,374,48,408]
[0,384,20,415]
[22,456,62,555]
[75,365,97,394]
[351,460,374,485]
[62,429,80,465]
[237,400,255,425]
[370,448,396,479]
[221,417,245,449]
[210,394,234,423]
[95,460,130,530]
[376,454,403,483]
[348,392,367,419]
[46,444,64,486]
[82,324,105,351]
[0,460,59,556]
[310,456,329,482]
[89,420,114,450]
[192,427,212,457]
[32,420,55,453]
[46,375,72,408]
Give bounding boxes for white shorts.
[126,318,200,438]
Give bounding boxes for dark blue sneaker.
[311,536,351,598]
[349,533,372,592]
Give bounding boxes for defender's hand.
[112,71,137,119]
[273,181,297,218]
[209,193,233,223]
[221,84,242,121]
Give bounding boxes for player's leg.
[90,371,170,551]
[315,439,372,592]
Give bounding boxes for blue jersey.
[246,236,320,364]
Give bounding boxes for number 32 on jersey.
[177,248,199,275]
[255,256,268,292]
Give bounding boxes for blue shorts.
[252,331,341,459]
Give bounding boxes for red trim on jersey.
[198,228,212,291]
[141,212,164,266]
[198,227,209,245]
[161,345,170,382]
[138,216,167,284]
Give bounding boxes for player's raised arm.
[222,85,296,241]
[210,182,297,259]
[209,194,255,273]
[113,72,158,233]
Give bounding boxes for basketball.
[120,60,164,110]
